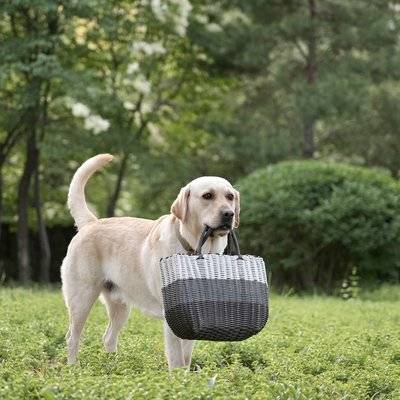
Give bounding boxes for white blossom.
[221,9,251,25]
[141,101,152,114]
[84,115,110,134]
[134,113,141,127]
[195,14,208,24]
[123,101,135,110]
[172,0,192,36]
[122,78,133,86]
[148,122,164,145]
[137,25,147,34]
[201,4,220,14]
[390,3,400,12]
[133,76,151,94]
[160,104,173,116]
[71,102,90,118]
[132,41,166,55]
[151,0,167,22]
[206,22,223,33]
[388,19,396,31]
[127,62,140,74]
[150,0,192,36]
[197,53,208,61]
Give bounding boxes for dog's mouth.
[206,224,231,237]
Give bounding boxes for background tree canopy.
[1,0,400,291]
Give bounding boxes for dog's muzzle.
[219,210,234,230]
[208,211,234,234]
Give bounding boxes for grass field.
[0,287,399,399]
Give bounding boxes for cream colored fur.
[61,154,240,369]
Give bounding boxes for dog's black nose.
[223,211,234,219]
[220,211,234,226]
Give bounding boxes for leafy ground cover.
[0,287,399,399]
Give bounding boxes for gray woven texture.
[160,253,269,341]
[162,278,267,308]
[165,301,268,341]
[160,254,267,287]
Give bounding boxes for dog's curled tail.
[68,154,114,229]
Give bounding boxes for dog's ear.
[171,186,190,222]
[234,189,240,228]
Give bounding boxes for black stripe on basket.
[164,300,269,341]
[162,278,269,341]
[162,278,268,309]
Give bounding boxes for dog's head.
[171,176,240,236]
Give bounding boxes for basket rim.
[160,253,265,262]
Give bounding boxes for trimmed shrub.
[236,161,400,293]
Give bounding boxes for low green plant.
[359,284,400,302]
[0,288,399,399]
[340,266,360,300]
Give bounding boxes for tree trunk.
[17,129,38,283]
[299,265,315,292]
[0,168,3,245]
[0,169,3,281]
[303,120,315,159]
[303,0,318,159]
[34,158,51,283]
[0,121,26,258]
[106,153,129,217]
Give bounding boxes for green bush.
[236,161,400,293]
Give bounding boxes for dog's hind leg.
[102,292,131,353]
[64,283,101,364]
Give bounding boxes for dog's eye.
[226,193,234,201]
[202,192,213,200]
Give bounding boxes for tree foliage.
[1,0,400,287]
[191,0,400,171]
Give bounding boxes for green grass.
[0,287,399,399]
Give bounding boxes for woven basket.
[160,228,268,341]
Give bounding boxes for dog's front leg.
[163,320,186,370]
[182,339,195,368]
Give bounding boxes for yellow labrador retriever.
[61,154,239,369]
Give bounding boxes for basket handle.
[228,229,243,259]
[195,226,213,258]
[195,226,242,259]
